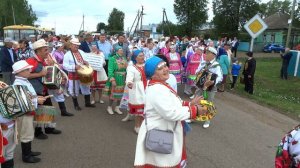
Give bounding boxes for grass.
[230,57,300,118]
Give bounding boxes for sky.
[27,0,270,35]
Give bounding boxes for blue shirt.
[231,63,241,76]
[97,41,112,60]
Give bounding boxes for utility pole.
[83,14,85,32]
[140,6,144,37]
[285,0,296,48]
[162,8,171,36]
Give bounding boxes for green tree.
[96,22,106,32]
[0,0,37,36]
[212,0,260,37]
[156,21,186,37]
[107,8,125,35]
[173,0,208,36]
[259,0,291,18]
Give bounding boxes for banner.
[82,53,105,71]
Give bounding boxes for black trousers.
[104,59,109,73]
[231,48,237,57]
[244,74,254,94]
[231,76,238,89]
[280,61,289,80]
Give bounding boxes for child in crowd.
[231,58,241,90]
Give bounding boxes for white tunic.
[126,65,145,107]
[63,49,87,72]
[134,83,191,167]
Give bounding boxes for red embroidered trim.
[182,101,190,106]
[134,65,147,90]
[189,106,197,119]
[128,103,144,109]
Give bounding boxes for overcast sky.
[27,0,270,35]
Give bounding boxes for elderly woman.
[52,42,65,69]
[122,50,146,133]
[216,48,230,92]
[134,56,206,168]
[17,39,34,61]
[104,46,128,115]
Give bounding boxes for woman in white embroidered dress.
[123,50,147,134]
[134,56,207,168]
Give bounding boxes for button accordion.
[43,66,62,89]
[195,68,218,91]
[0,84,35,119]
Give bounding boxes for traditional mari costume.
[276,124,300,168]
[104,53,127,100]
[166,51,183,84]
[126,64,146,115]
[90,51,107,90]
[134,56,198,168]
[63,39,95,109]
[184,52,205,94]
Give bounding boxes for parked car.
[263,44,285,53]
[293,44,300,51]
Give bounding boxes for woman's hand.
[111,80,116,87]
[127,82,133,89]
[83,61,89,65]
[196,105,208,115]
[190,96,203,106]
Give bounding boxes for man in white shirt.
[195,47,223,128]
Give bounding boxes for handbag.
[144,112,177,154]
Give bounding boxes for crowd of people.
[0,32,264,167]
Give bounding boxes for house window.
[263,34,266,43]
[271,34,275,43]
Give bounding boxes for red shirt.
[26,55,47,72]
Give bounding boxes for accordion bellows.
[0,85,35,119]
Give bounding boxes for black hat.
[246,51,253,57]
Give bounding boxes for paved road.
[14,87,298,168]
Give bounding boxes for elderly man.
[63,38,96,110]
[0,38,18,85]
[97,33,113,72]
[27,39,62,139]
[28,35,36,49]
[195,47,223,128]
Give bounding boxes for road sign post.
[243,14,268,52]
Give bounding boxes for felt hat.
[12,60,33,74]
[207,47,218,55]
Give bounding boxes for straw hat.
[70,38,81,45]
[207,47,218,55]
[12,60,33,74]
[32,39,48,50]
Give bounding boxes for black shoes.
[21,142,41,163]
[45,127,62,134]
[72,98,82,111]
[58,102,74,116]
[84,95,96,108]
[35,127,48,140]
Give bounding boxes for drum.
[194,69,217,91]
[77,65,94,85]
[34,105,57,124]
[195,100,217,121]
[43,66,62,89]
[0,85,35,119]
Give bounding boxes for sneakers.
[107,106,114,115]
[91,100,95,105]
[99,100,104,104]
[203,121,210,129]
[114,106,123,115]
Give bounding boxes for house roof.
[264,12,291,30]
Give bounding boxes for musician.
[46,49,74,117]
[134,56,206,168]
[10,60,48,164]
[27,39,62,139]
[63,38,96,110]
[195,47,223,129]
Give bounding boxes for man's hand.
[75,65,81,70]
[190,96,203,106]
[204,80,214,88]
[39,68,47,77]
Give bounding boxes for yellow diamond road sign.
[244,14,268,38]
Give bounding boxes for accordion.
[43,66,62,89]
[195,69,217,91]
[0,85,35,119]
